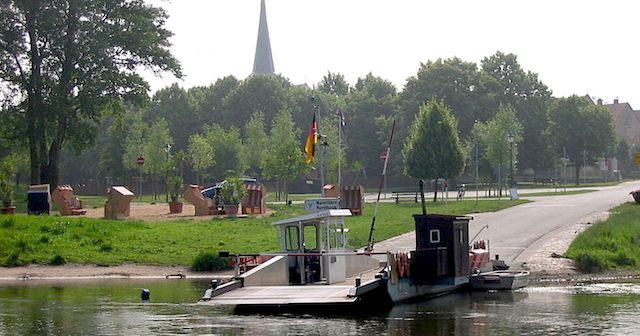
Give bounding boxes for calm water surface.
[2,279,640,335]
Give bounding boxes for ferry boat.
[197,209,388,308]
[198,208,526,309]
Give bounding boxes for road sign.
[380,152,388,162]
[137,157,145,166]
[304,198,340,213]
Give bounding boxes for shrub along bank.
[0,200,527,271]
[566,202,640,273]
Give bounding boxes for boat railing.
[228,251,390,276]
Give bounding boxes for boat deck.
[202,285,358,305]
[199,267,385,306]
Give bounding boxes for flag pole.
[366,120,396,252]
[316,104,325,197]
[338,111,342,187]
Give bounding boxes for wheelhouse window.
[285,226,300,251]
[430,229,441,243]
[303,225,318,251]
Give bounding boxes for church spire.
[252,0,275,76]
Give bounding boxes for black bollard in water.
[141,288,150,300]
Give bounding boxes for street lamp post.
[507,132,515,188]
[164,144,171,202]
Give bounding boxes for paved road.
[369,181,640,267]
[472,181,639,265]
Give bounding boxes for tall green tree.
[481,51,553,173]
[261,110,308,201]
[244,112,269,178]
[189,76,240,126]
[202,124,247,181]
[187,133,215,186]
[548,96,616,184]
[474,105,523,191]
[145,84,197,152]
[402,100,465,201]
[399,58,500,139]
[615,139,633,178]
[343,74,396,176]
[0,0,181,186]
[317,71,350,96]
[122,118,173,197]
[221,75,291,131]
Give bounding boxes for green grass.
[0,199,526,269]
[566,202,640,273]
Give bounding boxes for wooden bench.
[393,191,418,203]
[533,178,555,185]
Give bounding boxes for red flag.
[305,115,318,163]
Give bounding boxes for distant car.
[201,178,258,207]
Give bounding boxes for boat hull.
[470,270,529,290]
[386,276,469,303]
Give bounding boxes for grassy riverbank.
[566,202,640,273]
[0,199,526,269]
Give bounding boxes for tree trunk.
[575,164,581,186]
[433,182,438,203]
[283,181,289,203]
[26,2,44,185]
[41,1,77,189]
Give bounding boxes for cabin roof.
[270,209,352,226]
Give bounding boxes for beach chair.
[340,185,365,215]
[52,185,87,215]
[104,186,134,220]
[184,184,218,215]
[242,183,267,214]
[28,184,51,215]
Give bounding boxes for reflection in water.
[2,280,640,335]
[388,291,528,336]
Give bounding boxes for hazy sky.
[145,0,640,108]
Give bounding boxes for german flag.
[304,115,318,163]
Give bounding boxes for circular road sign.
[136,157,145,166]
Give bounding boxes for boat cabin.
[411,214,471,284]
[271,209,352,285]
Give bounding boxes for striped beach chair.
[340,185,365,215]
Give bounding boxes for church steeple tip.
[252,0,275,76]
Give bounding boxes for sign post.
[137,157,144,199]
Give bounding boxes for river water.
[2,279,640,335]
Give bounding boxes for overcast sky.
[145,0,640,108]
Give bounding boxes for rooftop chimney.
[614,98,619,104]
[597,98,603,105]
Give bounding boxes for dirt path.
[83,203,272,222]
